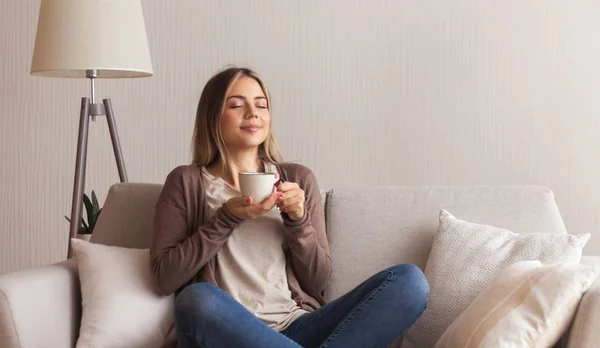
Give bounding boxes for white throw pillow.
[436,260,600,348]
[401,210,590,348]
[72,239,173,348]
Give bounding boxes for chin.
[241,134,268,145]
[235,139,268,149]
[227,130,268,148]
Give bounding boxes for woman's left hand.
[276,181,305,221]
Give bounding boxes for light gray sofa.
[1,183,599,347]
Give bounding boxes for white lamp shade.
[31,0,153,78]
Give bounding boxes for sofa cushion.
[402,210,589,348]
[323,186,567,303]
[436,260,600,348]
[72,239,173,348]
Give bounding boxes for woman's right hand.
[225,192,283,220]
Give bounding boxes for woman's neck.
[207,150,263,189]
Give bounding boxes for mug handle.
[272,176,285,193]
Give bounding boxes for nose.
[245,105,259,119]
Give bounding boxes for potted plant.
[65,190,102,241]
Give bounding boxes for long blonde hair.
[191,67,283,169]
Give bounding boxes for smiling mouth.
[241,125,262,132]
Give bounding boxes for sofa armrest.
[0,259,81,348]
[565,256,600,348]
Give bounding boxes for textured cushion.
[72,239,173,348]
[324,186,567,303]
[402,211,590,348]
[436,260,600,348]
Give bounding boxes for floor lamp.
[30,0,153,258]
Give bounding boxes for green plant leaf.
[83,194,94,230]
[91,191,100,214]
[81,217,89,230]
[65,190,103,234]
[90,208,102,232]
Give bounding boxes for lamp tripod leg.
[104,98,128,183]
[67,98,128,259]
[67,98,91,259]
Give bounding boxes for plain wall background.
[2,0,600,274]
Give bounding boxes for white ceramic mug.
[238,172,279,204]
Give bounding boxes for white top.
[201,163,307,331]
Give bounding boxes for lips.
[240,125,262,132]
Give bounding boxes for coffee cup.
[238,172,279,204]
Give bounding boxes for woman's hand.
[276,181,305,221]
[226,192,282,220]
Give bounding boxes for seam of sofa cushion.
[0,288,22,348]
[573,287,599,347]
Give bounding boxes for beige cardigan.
[150,162,332,348]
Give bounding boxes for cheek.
[220,112,238,134]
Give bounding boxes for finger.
[243,196,253,205]
[259,192,281,209]
[279,200,304,212]
[246,195,277,217]
[281,201,304,215]
[279,196,304,211]
[279,182,298,192]
[280,189,302,201]
[276,182,299,193]
[228,196,248,206]
[246,205,265,218]
[274,178,285,190]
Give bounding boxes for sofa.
[1,183,599,347]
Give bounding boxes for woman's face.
[220,76,270,152]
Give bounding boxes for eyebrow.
[226,95,267,101]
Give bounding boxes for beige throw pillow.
[401,211,590,348]
[436,260,600,348]
[72,239,173,348]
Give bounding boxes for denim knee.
[387,264,429,306]
[175,282,223,322]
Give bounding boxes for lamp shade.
[31,0,153,78]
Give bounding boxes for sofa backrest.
[92,183,163,249]
[91,183,326,249]
[92,184,567,302]
[323,186,567,302]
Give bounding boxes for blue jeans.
[174,264,429,348]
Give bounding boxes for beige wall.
[2,0,600,274]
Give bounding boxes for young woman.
[150,67,429,348]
